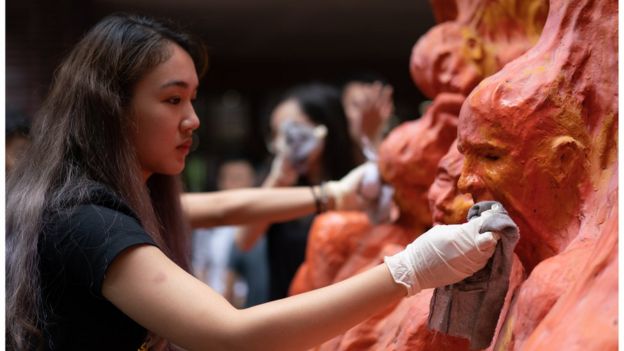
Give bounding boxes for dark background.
[6,0,437,190]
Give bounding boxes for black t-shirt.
[38,185,157,350]
[266,214,315,300]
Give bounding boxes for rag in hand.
[427,201,520,350]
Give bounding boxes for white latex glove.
[384,212,499,296]
[358,163,395,223]
[324,162,376,211]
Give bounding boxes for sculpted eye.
[483,153,500,161]
[456,143,465,154]
[436,169,453,182]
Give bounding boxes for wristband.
[310,186,322,214]
[319,182,329,212]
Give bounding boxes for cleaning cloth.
[427,201,519,350]
[281,120,327,174]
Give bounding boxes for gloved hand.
[324,162,379,211]
[357,163,395,223]
[384,211,500,296]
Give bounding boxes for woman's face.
[130,43,200,181]
[269,99,314,140]
[269,99,324,172]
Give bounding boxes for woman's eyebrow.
[160,80,198,90]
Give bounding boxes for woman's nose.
[181,107,200,132]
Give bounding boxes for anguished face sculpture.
[457,81,590,270]
[427,140,473,225]
[411,22,488,98]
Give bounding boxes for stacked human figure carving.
[290,0,551,350]
[457,0,617,349]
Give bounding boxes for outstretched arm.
[104,245,402,351]
[181,187,321,229]
[103,211,501,350]
[187,162,377,251]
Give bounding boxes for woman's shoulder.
[75,181,141,221]
[39,183,157,301]
[42,181,149,246]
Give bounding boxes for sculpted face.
[378,120,435,225]
[411,22,493,98]
[457,73,589,268]
[427,141,473,225]
[378,94,461,226]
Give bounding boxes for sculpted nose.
[457,163,484,199]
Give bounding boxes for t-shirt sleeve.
[46,204,157,297]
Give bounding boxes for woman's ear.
[549,135,586,184]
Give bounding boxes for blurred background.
[6,0,436,191]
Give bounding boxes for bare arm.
[194,162,371,250]
[104,212,500,350]
[181,186,324,229]
[103,245,404,351]
[234,220,271,252]
[233,160,307,251]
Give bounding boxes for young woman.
[6,13,499,350]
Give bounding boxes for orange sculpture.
[288,0,618,349]
[411,0,547,99]
[457,0,618,348]
[321,139,525,351]
[294,0,548,299]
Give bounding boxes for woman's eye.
[167,97,181,104]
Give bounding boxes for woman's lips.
[177,140,193,153]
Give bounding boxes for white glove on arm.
[324,162,377,211]
[384,212,499,296]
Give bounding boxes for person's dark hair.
[6,13,207,349]
[280,83,359,180]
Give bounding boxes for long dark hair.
[6,13,207,349]
[281,83,359,180]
